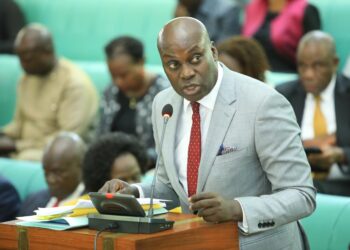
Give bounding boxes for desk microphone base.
[88,214,174,234]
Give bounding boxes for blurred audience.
[83,132,147,193]
[0,175,21,222]
[97,36,168,166]
[0,0,25,54]
[276,31,350,196]
[243,0,321,73]
[217,35,269,82]
[0,24,98,161]
[18,132,86,216]
[174,0,241,43]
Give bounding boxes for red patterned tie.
[187,102,201,197]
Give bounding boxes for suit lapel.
[292,82,306,126]
[197,66,237,192]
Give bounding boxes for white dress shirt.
[175,63,223,193]
[301,75,336,140]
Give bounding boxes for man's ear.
[211,42,219,61]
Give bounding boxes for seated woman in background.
[217,36,269,82]
[82,132,148,193]
[97,36,168,168]
[242,0,321,73]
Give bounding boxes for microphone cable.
[93,223,119,250]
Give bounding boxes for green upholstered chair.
[0,158,47,201]
[14,0,176,65]
[309,0,350,70]
[0,55,22,127]
[301,194,350,250]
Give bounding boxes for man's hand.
[98,179,140,198]
[303,134,336,148]
[189,192,243,223]
[308,145,345,169]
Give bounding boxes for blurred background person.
[0,24,98,161]
[96,36,168,168]
[217,35,269,82]
[0,0,25,54]
[174,0,241,43]
[276,31,350,196]
[18,132,86,216]
[82,132,147,194]
[243,0,321,73]
[0,175,21,222]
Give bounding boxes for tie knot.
[314,95,322,102]
[191,102,200,114]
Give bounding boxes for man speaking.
[100,17,316,250]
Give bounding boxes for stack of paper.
[17,199,97,230]
[17,198,169,230]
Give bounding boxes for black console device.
[87,192,174,234]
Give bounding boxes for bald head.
[15,23,54,52]
[45,132,86,165]
[157,17,218,102]
[298,31,336,58]
[43,132,86,199]
[15,23,56,75]
[157,17,211,53]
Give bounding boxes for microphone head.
[162,104,173,119]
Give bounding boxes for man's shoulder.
[56,58,93,86]
[275,79,301,96]
[154,86,177,102]
[337,74,350,90]
[23,189,51,204]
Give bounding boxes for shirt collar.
[306,74,336,102]
[320,74,336,101]
[183,62,223,112]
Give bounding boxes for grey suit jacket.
[141,65,316,250]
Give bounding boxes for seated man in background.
[0,23,98,161]
[0,175,21,222]
[18,132,86,216]
[217,36,270,82]
[83,132,147,194]
[276,31,350,196]
[174,0,241,43]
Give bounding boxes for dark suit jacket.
[18,189,51,216]
[276,74,350,164]
[0,175,21,222]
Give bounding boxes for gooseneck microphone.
[148,104,173,218]
[88,104,175,234]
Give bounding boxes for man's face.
[297,43,338,95]
[159,35,218,102]
[15,37,53,75]
[43,152,81,200]
[110,153,141,184]
[107,55,144,97]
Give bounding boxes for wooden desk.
[0,213,239,250]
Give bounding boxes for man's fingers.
[190,198,219,211]
[197,207,217,218]
[98,180,125,193]
[190,192,217,203]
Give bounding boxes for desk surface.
[0,213,239,250]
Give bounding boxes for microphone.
[88,104,175,234]
[148,104,173,218]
